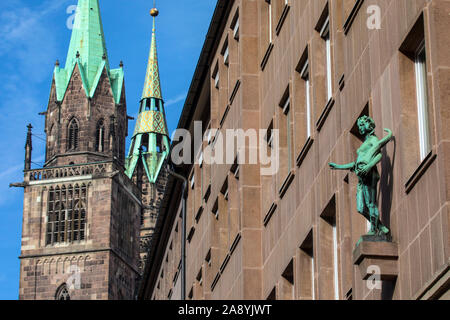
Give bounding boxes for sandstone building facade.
[139,0,450,300]
[17,0,169,300]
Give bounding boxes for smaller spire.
[55,59,60,67]
[119,61,124,68]
[141,8,162,100]
[24,124,33,171]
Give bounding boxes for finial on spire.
[55,59,60,67]
[150,8,159,17]
[102,52,107,60]
[76,51,80,58]
[119,61,124,68]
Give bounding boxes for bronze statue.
[329,116,392,237]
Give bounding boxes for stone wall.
[145,0,450,301]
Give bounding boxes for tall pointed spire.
[125,7,170,183]
[53,0,124,103]
[142,11,163,100]
[66,0,110,82]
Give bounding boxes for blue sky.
[0,0,216,300]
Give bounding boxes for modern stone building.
[139,0,450,300]
[16,0,169,300]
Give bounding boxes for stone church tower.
[124,9,170,273]
[18,0,142,300]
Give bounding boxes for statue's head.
[357,115,376,136]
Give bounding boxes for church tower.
[18,0,141,300]
[125,8,170,273]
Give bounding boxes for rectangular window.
[319,196,339,300]
[231,12,240,40]
[268,0,273,43]
[320,17,332,101]
[212,64,220,89]
[300,60,312,138]
[223,41,229,66]
[283,98,292,170]
[399,14,433,188]
[190,172,195,189]
[46,185,87,245]
[280,260,294,300]
[332,222,339,300]
[278,88,293,186]
[212,199,219,220]
[415,41,430,161]
[232,163,240,179]
[218,179,229,264]
[266,121,274,149]
[299,231,315,300]
[198,151,204,168]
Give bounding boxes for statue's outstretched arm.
[329,162,355,171]
[379,129,393,149]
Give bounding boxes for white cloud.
[164,92,187,107]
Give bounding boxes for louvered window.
[68,119,79,150]
[46,184,87,245]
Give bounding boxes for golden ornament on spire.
[150,8,159,17]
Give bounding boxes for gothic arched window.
[67,119,79,151]
[56,284,70,300]
[46,184,87,245]
[95,119,105,152]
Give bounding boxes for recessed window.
[56,284,70,300]
[198,151,204,168]
[212,199,219,220]
[278,88,293,177]
[266,0,273,43]
[46,184,87,245]
[190,172,195,189]
[280,259,294,300]
[232,14,240,40]
[222,40,229,66]
[299,230,315,300]
[300,60,312,138]
[205,249,212,267]
[282,97,292,170]
[221,179,229,201]
[266,121,274,149]
[414,41,430,161]
[232,163,240,179]
[320,196,339,300]
[212,64,220,89]
[320,17,332,101]
[399,14,434,186]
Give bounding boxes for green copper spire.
[125,8,170,183]
[142,17,163,100]
[53,0,124,103]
